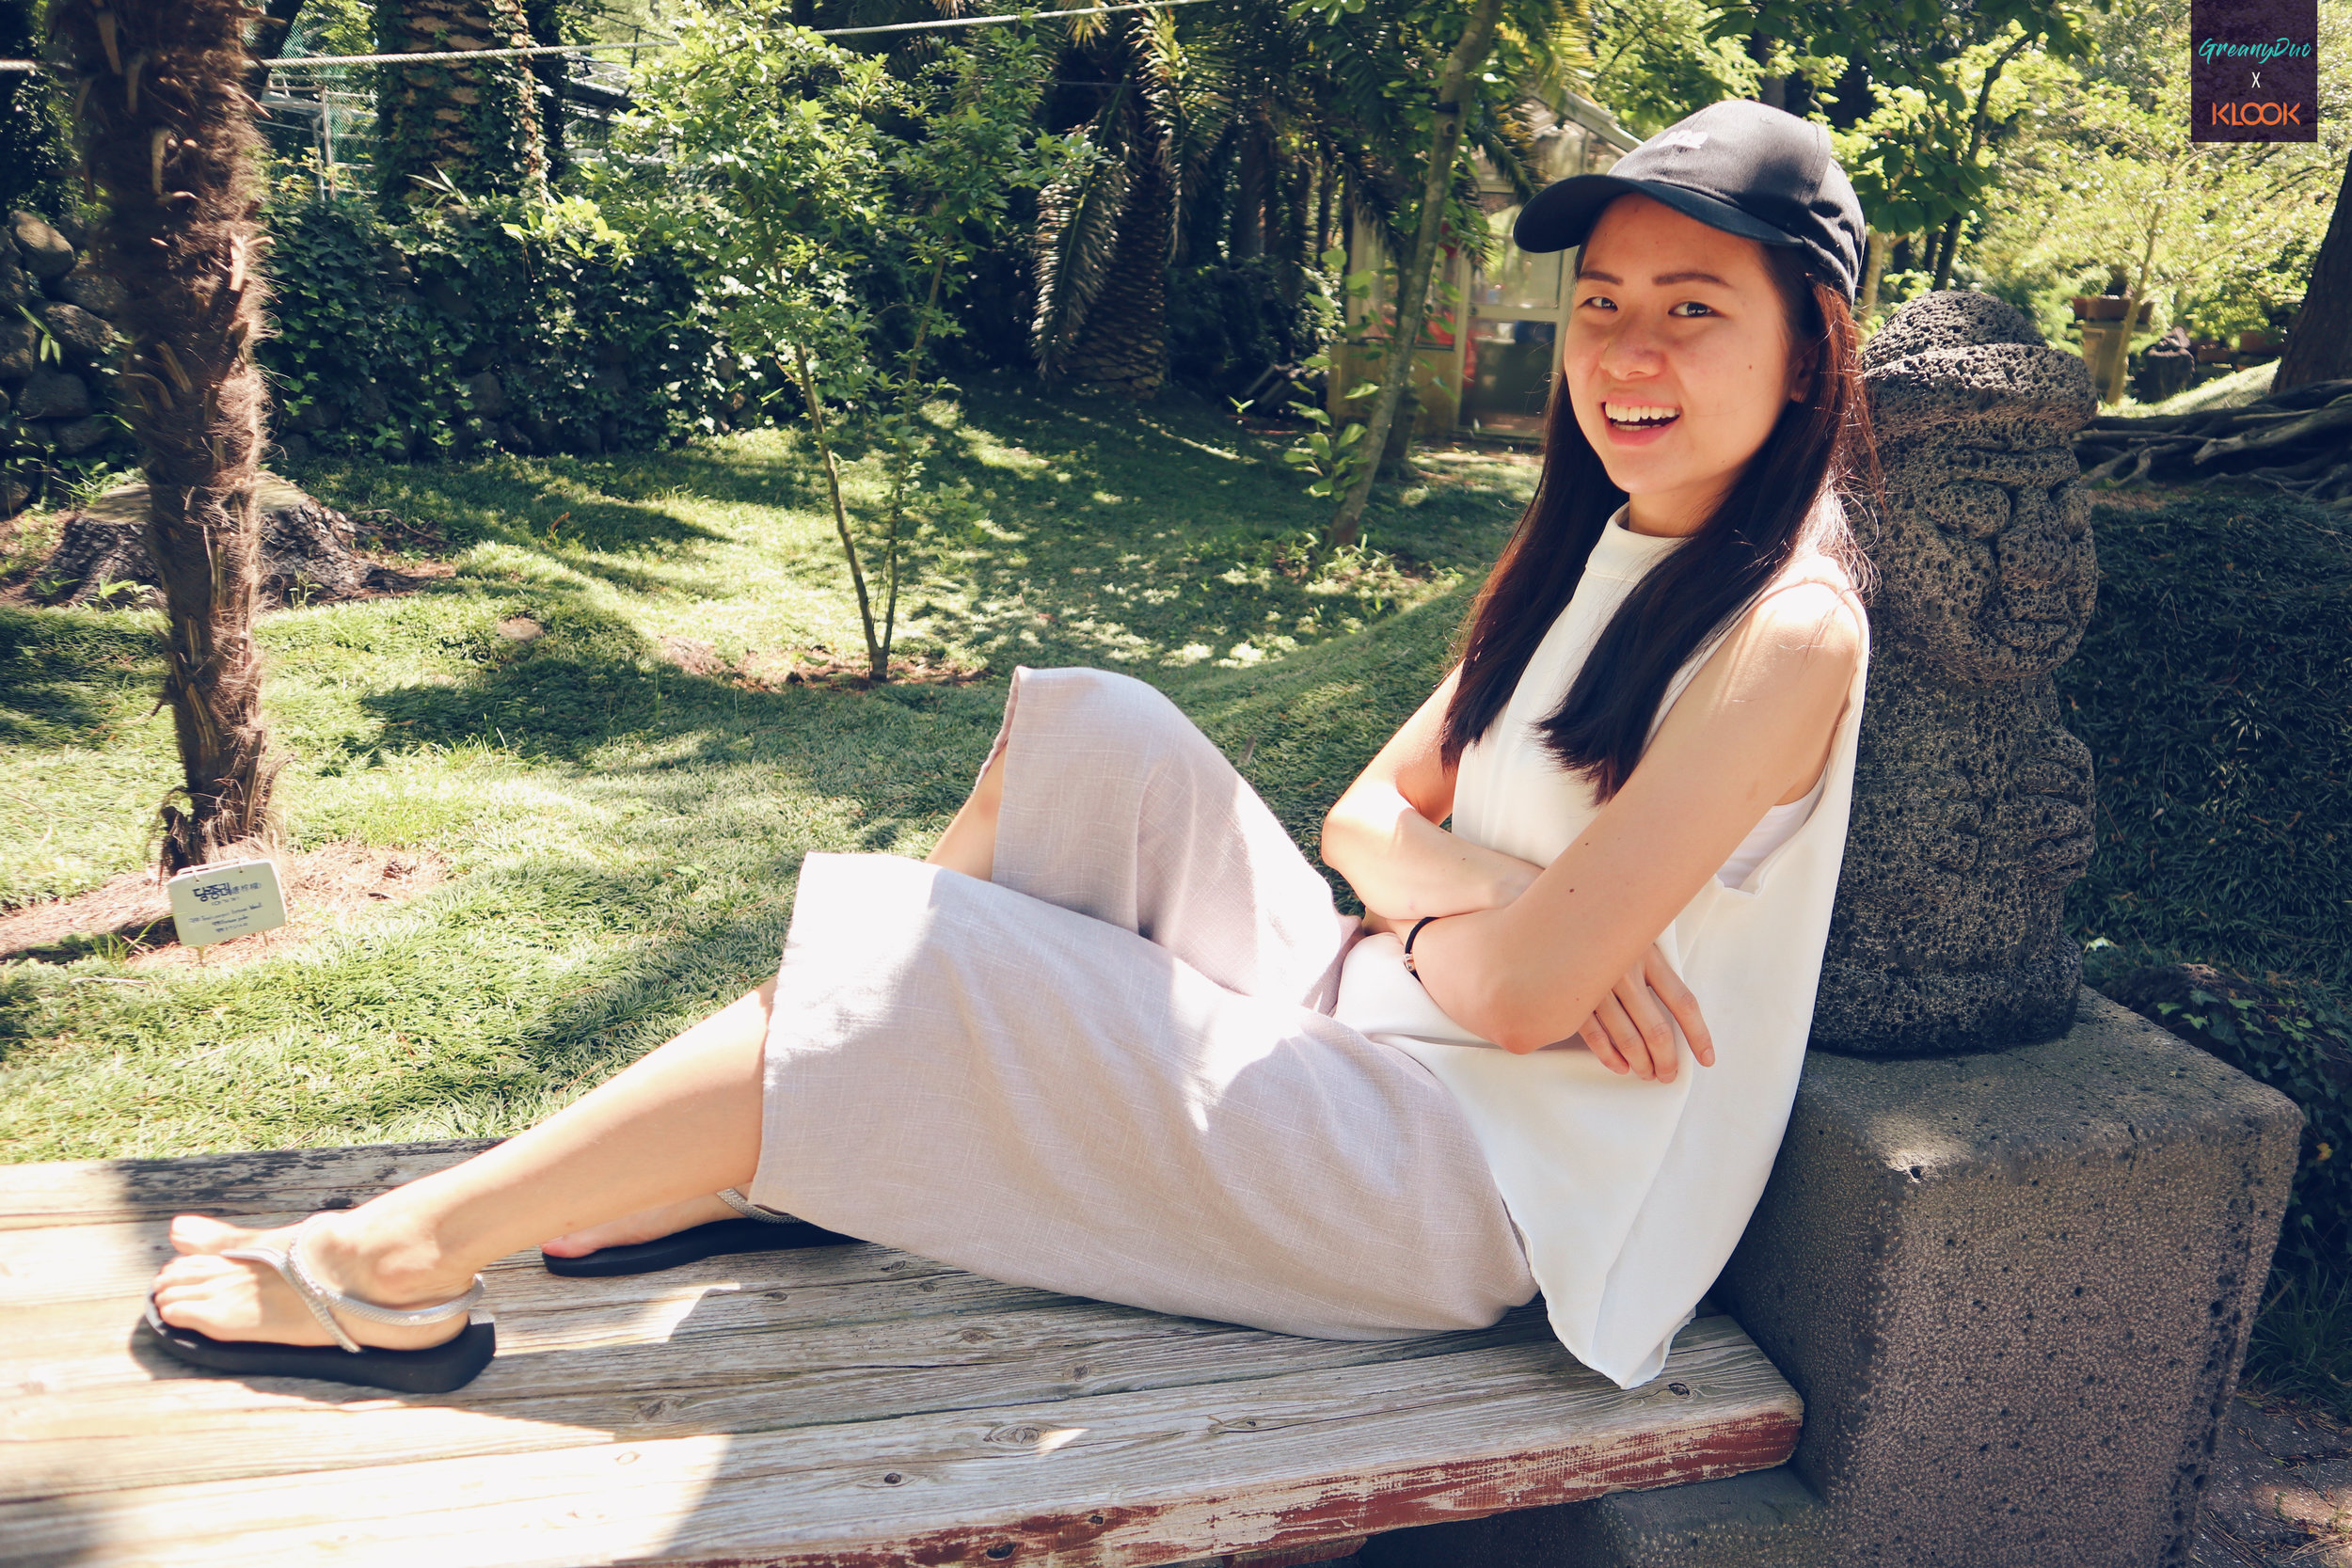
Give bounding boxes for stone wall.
[0,209,128,511]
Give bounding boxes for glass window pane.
[1462,318,1556,435]
[1471,206,1563,312]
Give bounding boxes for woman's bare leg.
[156,752,1012,1351]
[151,979,776,1350]
[924,748,1004,880]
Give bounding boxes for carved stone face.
[1874,435,2098,683]
[1811,292,2102,1055]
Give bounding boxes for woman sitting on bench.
[145,101,1877,1396]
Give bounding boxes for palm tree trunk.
[1059,153,1173,397]
[2276,157,2352,390]
[1327,0,1506,549]
[53,0,279,873]
[373,0,547,209]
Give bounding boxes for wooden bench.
[0,1139,1801,1568]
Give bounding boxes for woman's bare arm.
[1320,667,1547,924]
[1405,579,1865,1054]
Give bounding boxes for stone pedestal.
[1358,994,2301,1568]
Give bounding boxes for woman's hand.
[1570,943,1713,1084]
[1324,668,1550,925]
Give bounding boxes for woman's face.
[1563,194,1805,536]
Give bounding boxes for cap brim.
[1515,175,1804,256]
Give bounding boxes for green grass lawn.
[0,376,1533,1162]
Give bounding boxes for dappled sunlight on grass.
[0,377,1530,1161]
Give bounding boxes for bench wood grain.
[0,1140,1802,1568]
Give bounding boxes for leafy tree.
[1279,0,1581,547]
[52,0,281,871]
[1586,0,1760,135]
[1703,0,2104,301]
[629,12,1066,680]
[1968,0,2347,379]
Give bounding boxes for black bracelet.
[1402,915,1438,982]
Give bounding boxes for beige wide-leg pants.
[748,666,1535,1338]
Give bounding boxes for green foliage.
[0,1,72,217]
[2245,1266,2352,1418]
[1167,257,1336,395]
[1966,0,2350,348]
[259,184,736,460]
[1585,0,1760,136]
[2060,495,2352,990]
[2064,492,2352,1301]
[619,11,1067,677]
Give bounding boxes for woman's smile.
[1601,400,1683,442]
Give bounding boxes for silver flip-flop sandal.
[143,1212,497,1394]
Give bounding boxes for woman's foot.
[150,1213,476,1351]
[539,1193,739,1259]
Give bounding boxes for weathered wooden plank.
[3,1285,1559,1500]
[0,1315,1799,1568]
[0,1138,498,1231]
[0,1212,1047,1318]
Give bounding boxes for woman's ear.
[1788,348,1818,404]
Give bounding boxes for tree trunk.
[1748,30,1786,108]
[53,0,279,874]
[1315,152,1337,257]
[1931,35,2030,293]
[373,0,547,209]
[1858,229,1889,323]
[1929,213,1966,290]
[2276,156,2352,391]
[521,0,568,183]
[1327,0,1506,549]
[1232,123,1267,261]
[1058,153,1172,397]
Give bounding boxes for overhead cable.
[0,0,1213,73]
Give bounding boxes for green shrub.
[2063,491,2352,1321]
[2060,495,2352,990]
[261,188,738,462]
[1167,258,1332,397]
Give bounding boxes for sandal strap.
[224,1214,486,1356]
[716,1187,800,1225]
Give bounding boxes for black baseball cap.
[1515,100,1864,301]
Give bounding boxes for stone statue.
[1810,292,2100,1056]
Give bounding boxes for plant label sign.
[167,859,288,950]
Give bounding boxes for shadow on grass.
[0,608,163,747]
[290,380,1525,680]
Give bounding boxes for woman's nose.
[1595,321,1666,377]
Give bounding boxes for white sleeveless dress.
[1331,498,1871,1388]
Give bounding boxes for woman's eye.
[1669,300,1715,318]
[1577,293,1615,310]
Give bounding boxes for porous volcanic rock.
[16,368,90,420]
[9,211,74,279]
[1810,291,2101,1056]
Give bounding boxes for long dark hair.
[1440,245,1881,799]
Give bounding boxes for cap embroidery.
[1653,130,1709,150]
